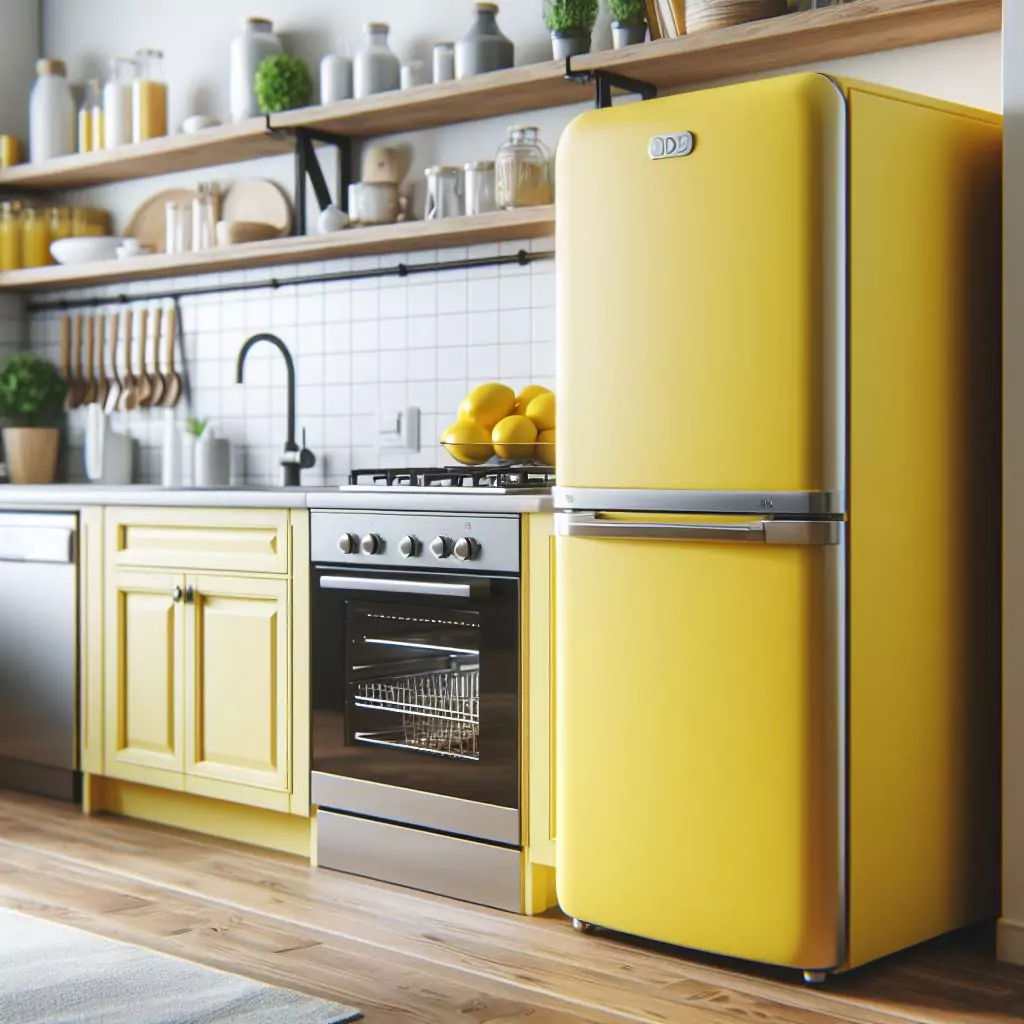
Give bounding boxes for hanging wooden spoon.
[66,314,86,410]
[160,304,182,408]
[136,308,153,407]
[148,306,165,407]
[105,310,122,414]
[120,308,138,412]
[82,313,98,405]
[59,315,73,411]
[95,312,110,409]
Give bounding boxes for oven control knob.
[398,535,419,558]
[430,535,451,559]
[337,533,358,555]
[453,537,480,562]
[360,533,382,556]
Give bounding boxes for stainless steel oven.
[310,510,523,911]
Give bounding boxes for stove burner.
[349,465,556,490]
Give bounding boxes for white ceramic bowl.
[50,236,126,265]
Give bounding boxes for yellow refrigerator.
[553,73,1001,979]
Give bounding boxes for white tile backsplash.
[25,242,556,485]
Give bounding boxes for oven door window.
[349,603,482,761]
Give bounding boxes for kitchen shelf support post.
[563,58,657,108]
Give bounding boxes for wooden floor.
[1,791,1023,1024]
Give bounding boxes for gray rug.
[0,908,361,1024]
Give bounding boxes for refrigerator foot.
[802,971,828,985]
[572,918,594,934]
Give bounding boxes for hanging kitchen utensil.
[82,314,98,405]
[136,307,153,407]
[105,310,122,414]
[161,304,182,408]
[148,306,166,406]
[66,314,86,410]
[95,312,110,409]
[60,315,73,412]
[120,308,138,412]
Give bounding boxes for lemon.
[536,428,556,466]
[459,382,516,430]
[525,391,556,431]
[441,420,493,465]
[514,384,551,416]
[492,414,538,460]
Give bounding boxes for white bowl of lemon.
[441,382,555,466]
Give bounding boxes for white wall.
[0,0,40,146]
[1001,0,1024,968]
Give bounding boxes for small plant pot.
[551,29,592,60]
[2,426,60,484]
[611,21,648,47]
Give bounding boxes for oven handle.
[318,575,489,599]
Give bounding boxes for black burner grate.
[349,465,556,489]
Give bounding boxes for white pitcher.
[84,404,133,485]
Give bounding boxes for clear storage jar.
[104,57,137,149]
[22,208,52,268]
[0,203,22,271]
[494,125,552,209]
[132,48,167,143]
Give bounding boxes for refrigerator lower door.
[554,512,845,970]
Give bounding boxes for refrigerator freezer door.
[554,513,845,970]
[556,73,846,508]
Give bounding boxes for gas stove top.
[345,465,555,495]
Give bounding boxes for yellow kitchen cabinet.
[103,569,186,790]
[184,574,291,810]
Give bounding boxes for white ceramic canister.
[320,53,353,104]
[424,166,463,220]
[29,59,75,163]
[194,432,231,487]
[432,42,455,83]
[464,160,496,215]
[229,16,282,123]
[353,23,401,99]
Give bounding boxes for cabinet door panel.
[185,574,289,793]
[103,570,185,788]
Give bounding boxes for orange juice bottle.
[0,202,22,271]
[132,49,167,142]
[22,208,52,267]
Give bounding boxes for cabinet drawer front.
[107,508,290,574]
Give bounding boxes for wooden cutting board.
[222,180,292,236]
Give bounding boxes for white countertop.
[0,484,553,515]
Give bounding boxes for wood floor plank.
[1,791,1023,1024]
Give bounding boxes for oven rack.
[353,669,480,726]
[354,728,479,762]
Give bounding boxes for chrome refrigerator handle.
[555,512,840,546]
[318,575,489,598]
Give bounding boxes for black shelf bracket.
[564,57,657,109]
[265,116,353,235]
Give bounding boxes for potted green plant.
[544,0,599,59]
[0,352,67,484]
[254,53,312,114]
[609,0,648,47]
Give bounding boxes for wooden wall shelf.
[0,208,555,291]
[0,0,998,195]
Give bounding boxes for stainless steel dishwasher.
[0,512,79,801]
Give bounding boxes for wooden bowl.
[215,220,281,247]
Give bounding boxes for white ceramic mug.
[347,181,400,225]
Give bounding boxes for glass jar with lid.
[132,48,167,142]
[494,125,553,209]
[104,58,137,149]
[0,202,22,271]
[49,206,72,242]
[22,208,52,268]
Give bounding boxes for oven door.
[311,566,520,845]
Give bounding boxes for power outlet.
[378,407,420,451]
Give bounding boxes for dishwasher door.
[0,513,78,773]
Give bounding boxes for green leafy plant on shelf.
[0,353,66,427]
[544,0,599,33]
[186,417,209,438]
[254,53,312,114]
[609,0,647,26]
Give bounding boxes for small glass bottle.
[104,57,137,149]
[133,48,167,143]
[21,208,52,268]
[78,81,101,154]
[90,79,104,151]
[191,182,218,252]
[494,125,553,209]
[0,202,22,272]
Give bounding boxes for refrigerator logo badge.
[648,131,694,160]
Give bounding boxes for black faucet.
[236,332,315,487]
